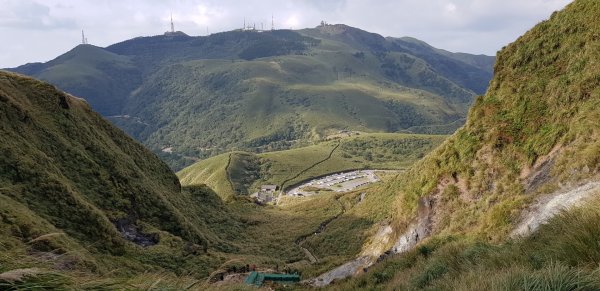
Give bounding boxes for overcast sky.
[1,0,573,68]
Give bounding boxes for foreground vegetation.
[329,195,600,290]
[375,0,600,242]
[324,1,600,289]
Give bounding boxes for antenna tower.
[81,30,88,44]
[271,14,274,30]
[170,13,175,33]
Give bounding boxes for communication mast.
[81,30,88,44]
[170,13,175,33]
[271,14,274,30]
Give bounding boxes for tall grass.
[329,197,600,290]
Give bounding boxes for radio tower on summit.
[170,13,175,33]
[81,30,88,44]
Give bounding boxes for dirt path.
[224,153,235,193]
[295,196,346,264]
[299,245,318,264]
[512,181,600,237]
[308,256,371,287]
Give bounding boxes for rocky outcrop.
[392,196,435,254]
[512,181,600,238]
[307,195,436,287]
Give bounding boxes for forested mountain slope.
[9,25,494,170]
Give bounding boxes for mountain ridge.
[7,24,494,170]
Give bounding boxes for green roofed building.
[244,271,301,286]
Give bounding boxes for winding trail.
[294,196,346,264]
[224,153,235,194]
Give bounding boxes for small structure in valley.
[244,271,300,287]
[256,185,278,203]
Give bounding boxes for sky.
[0,0,573,68]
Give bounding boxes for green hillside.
[9,26,493,170]
[325,0,600,289]
[0,71,415,289]
[0,71,237,287]
[6,0,600,288]
[178,133,446,200]
[387,0,600,239]
[0,72,318,289]
[13,45,141,116]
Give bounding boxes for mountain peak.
[314,23,357,34]
[163,30,189,37]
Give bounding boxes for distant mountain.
[11,45,142,116]
[9,25,495,169]
[300,24,494,95]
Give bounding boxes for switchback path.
[224,153,235,195]
[294,196,346,264]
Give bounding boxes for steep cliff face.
[387,0,600,243]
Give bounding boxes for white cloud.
[445,2,457,13]
[0,0,573,67]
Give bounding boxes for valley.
[3,1,600,290]
[178,132,446,200]
[0,73,430,288]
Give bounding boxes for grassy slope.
[0,71,437,289]
[0,71,254,288]
[329,194,600,290]
[386,0,600,239]
[178,133,446,200]
[327,1,600,289]
[14,45,141,115]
